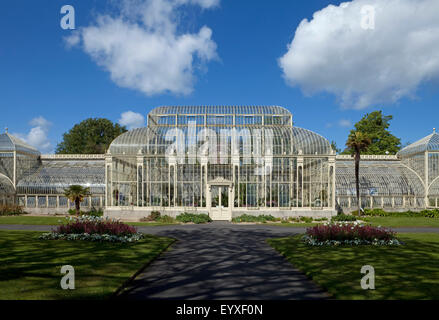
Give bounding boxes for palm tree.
[346,131,371,215]
[64,185,91,216]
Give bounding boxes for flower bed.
[303,222,401,246]
[39,216,143,243]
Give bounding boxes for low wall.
[24,207,70,215]
[104,207,336,221]
[231,209,336,219]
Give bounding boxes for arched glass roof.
[0,133,40,155]
[149,105,291,116]
[398,131,439,157]
[16,160,105,195]
[336,160,424,196]
[108,126,332,156]
[0,174,15,195]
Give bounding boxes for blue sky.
[1,0,439,153]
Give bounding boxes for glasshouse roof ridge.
[397,130,439,157]
[149,105,292,115]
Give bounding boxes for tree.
[56,118,127,154]
[64,185,91,216]
[346,131,371,215]
[341,111,401,155]
[331,140,341,154]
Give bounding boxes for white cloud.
[279,0,439,109]
[119,111,146,130]
[338,119,352,128]
[326,119,352,128]
[14,116,52,153]
[67,0,218,96]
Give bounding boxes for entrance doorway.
[210,185,231,221]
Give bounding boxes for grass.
[362,216,439,228]
[268,233,439,299]
[0,230,175,299]
[0,216,65,225]
[0,216,178,226]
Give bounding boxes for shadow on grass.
[268,233,439,300]
[0,231,175,300]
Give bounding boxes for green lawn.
[0,216,65,225]
[362,217,439,228]
[268,233,439,299]
[0,216,177,226]
[0,230,175,299]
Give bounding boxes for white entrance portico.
[207,177,233,221]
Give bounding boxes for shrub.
[158,215,176,224]
[0,204,25,216]
[351,208,439,218]
[150,211,161,221]
[299,216,313,223]
[176,213,211,224]
[303,222,400,246]
[232,214,276,223]
[332,214,357,222]
[40,216,142,242]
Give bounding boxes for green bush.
[0,204,26,216]
[158,215,176,224]
[176,213,212,224]
[232,214,276,223]
[351,208,439,218]
[332,214,357,222]
[299,216,313,223]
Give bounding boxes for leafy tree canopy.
[56,118,127,154]
[341,111,401,155]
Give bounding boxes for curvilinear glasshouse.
[1,106,439,221]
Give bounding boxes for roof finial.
[5,127,8,133]
[434,128,436,133]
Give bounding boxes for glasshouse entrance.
[208,181,232,221]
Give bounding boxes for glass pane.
[211,186,219,207]
[221,187,229,207]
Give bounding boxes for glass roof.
[0,133,40,155]
[108,126,332,156]
[336,160,424,196]
[398,130,439,157]
[149,105,291,116]
[0,174,15,195]
[16,160,105,195]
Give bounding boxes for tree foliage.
[64,185,91,215]
[341,111,401,155]
[56,118,127,154]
